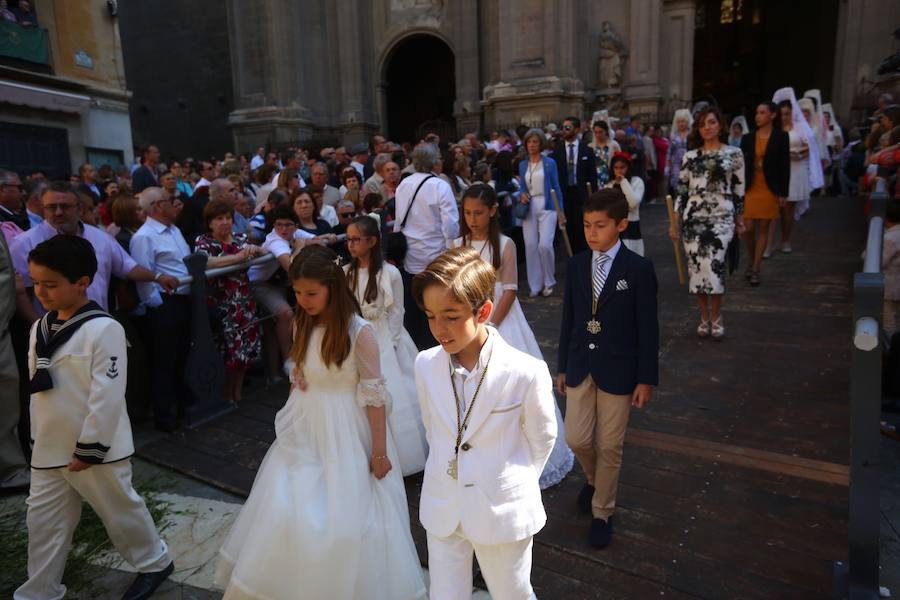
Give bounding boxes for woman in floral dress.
[671,106,745,340]
[195,199,267,403]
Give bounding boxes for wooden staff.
[665,194,687,285]
[550,189,573,257]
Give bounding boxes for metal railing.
[175,231,355,426]
[835,178,887,599]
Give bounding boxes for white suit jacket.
[28,317,134,469]
[415,329,557,545]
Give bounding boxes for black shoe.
[577,483,595,514]
[121,561,174,600]
[589,517,613,549]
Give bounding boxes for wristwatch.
[154,272,164,282]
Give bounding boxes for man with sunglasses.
[0,169,29,232]
[552,116,597,253]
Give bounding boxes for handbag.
[385,175,435,264]
[513,197,530,220]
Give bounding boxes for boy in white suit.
[16,236,172,600]
[412,246,557,600]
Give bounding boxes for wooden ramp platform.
[139,196,861,599]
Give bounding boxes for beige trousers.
[564,376,632,519]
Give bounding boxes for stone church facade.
[123,0,900,155]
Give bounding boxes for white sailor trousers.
[14,460,170,600]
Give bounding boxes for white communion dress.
[215,316,426,600]
[451,234,575,489]
[344,261,428,475]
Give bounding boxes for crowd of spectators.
[0,90,895,437]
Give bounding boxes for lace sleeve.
[498,237,518,291]
[354,320,392,411]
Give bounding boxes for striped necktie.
[593,253,609,301]
[568,143,576,186]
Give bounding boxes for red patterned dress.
[194,233,261,369]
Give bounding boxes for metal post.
[182,253,233,427]
[835,189,887,600]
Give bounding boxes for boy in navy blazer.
[557,188,659,549]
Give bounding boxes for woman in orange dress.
[740,102,790,286]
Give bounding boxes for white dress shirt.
[250,154,264,171]
[129,217,191,307]
[392,172,459,274]
[11,221,137,313]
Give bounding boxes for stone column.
[624,0,662,117]
[334,0,379,143]
[226,0,314,151]
[831,0,900,122]
[482,0,585,130]
[660,0,695,112]
[451,0,482,134]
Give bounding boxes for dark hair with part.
[346,215,383,304]
[459,183,502,269]
[592,120,610,132]
[111,195,143,230]
[289,245,360,369]
[28,235,98,284]
[202,199,234,230]
[269,204,299,225]
[757,102,782,130]
[583,188,629,222]
[688,105,728,150]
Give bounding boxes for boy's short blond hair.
[412,247,496,312]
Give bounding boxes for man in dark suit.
[76,163,101,204]
[557,189,658,549]
[0,169,29,231]
[552,116,597,253]
[132,145,161,193]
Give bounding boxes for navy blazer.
[558,245,659,394]
[552,139,597,192]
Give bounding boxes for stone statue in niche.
[597,21,627,89]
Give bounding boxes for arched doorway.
[383,35,456,143]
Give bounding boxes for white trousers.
[522,195,557,294]
[14,460,170,600]
[427,527,536,600]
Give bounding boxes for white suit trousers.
[14,460,170,600]
[427,527,536,600]
[522,195,557,294]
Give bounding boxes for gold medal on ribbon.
[586,319,602,334]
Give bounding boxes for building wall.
[219,0,896,152]
[117,0,234,160]
[0,0,133,175]
[832,0,900,121]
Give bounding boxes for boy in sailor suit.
[557,189,659,549]
[412,247,557,600]
[15,236,172,600]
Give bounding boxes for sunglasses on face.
[339,212,354,218]
[563,125,574,130]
